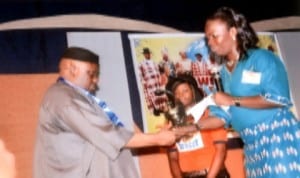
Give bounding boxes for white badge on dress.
[176,132,204,152]
[241,70,261,84]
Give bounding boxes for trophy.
[164,100,189,126]
[209,52,224,92]
[155,89,202,140]
[212,72,224,92]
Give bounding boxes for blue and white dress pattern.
[211,48,300,178]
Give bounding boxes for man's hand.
[156,129,176,146]
[0,140,16,178]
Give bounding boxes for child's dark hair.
[165,74,204,107]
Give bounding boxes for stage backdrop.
[128,32,292,133]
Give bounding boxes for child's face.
[174,83,194,108]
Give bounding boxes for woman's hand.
[172,124,199,141]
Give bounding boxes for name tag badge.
[176,132,204,152]
[241,70,261,84]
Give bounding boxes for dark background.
[0,0,299,74]
[0,0,299,32]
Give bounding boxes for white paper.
[186,94,215,122]
[186,94,229,122]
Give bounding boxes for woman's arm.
[206,143,227,178]
[213,92,282,109]
[167,149,183,178]
[197,116,226,130]
[172,116,225,137]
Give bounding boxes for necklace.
[226,51,240,67]
[226,60,237,67]
[226,59,239,73]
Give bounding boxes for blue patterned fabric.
[58,77,124,127]
[212,48,300,178]
[240,109,300,178]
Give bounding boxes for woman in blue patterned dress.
[197,6,300,178]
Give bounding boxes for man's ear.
[69,61,79,78]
